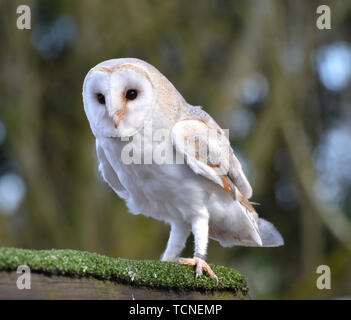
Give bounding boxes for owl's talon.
[195,265,203,278]
[177,257,218,285]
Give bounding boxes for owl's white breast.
[97,135,209,224]
[96,134,262,245]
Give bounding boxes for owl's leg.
[161,221,190,262]
[177,216,218,285]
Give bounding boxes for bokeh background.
[0,0,350,299]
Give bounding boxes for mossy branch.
[0,247,247,295]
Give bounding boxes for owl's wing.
[96,141,129,199]
[171,119,252,199]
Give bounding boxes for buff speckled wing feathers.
[171,116,253,199]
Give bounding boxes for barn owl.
[82,58,283,284]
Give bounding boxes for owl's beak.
[112,108,126,129]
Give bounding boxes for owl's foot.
[177,257,218,285]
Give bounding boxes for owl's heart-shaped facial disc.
[83,60,156,139]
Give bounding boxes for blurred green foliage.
[0,0,350,299]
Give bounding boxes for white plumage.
[83,58,283,283]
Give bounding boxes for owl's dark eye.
[96,93,105,105]
[126,89,138,100]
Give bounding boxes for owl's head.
[83,58,159,138]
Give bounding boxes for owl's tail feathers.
[258,218,284,247]
[208,199,284,248]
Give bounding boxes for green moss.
[0,247,247,294]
